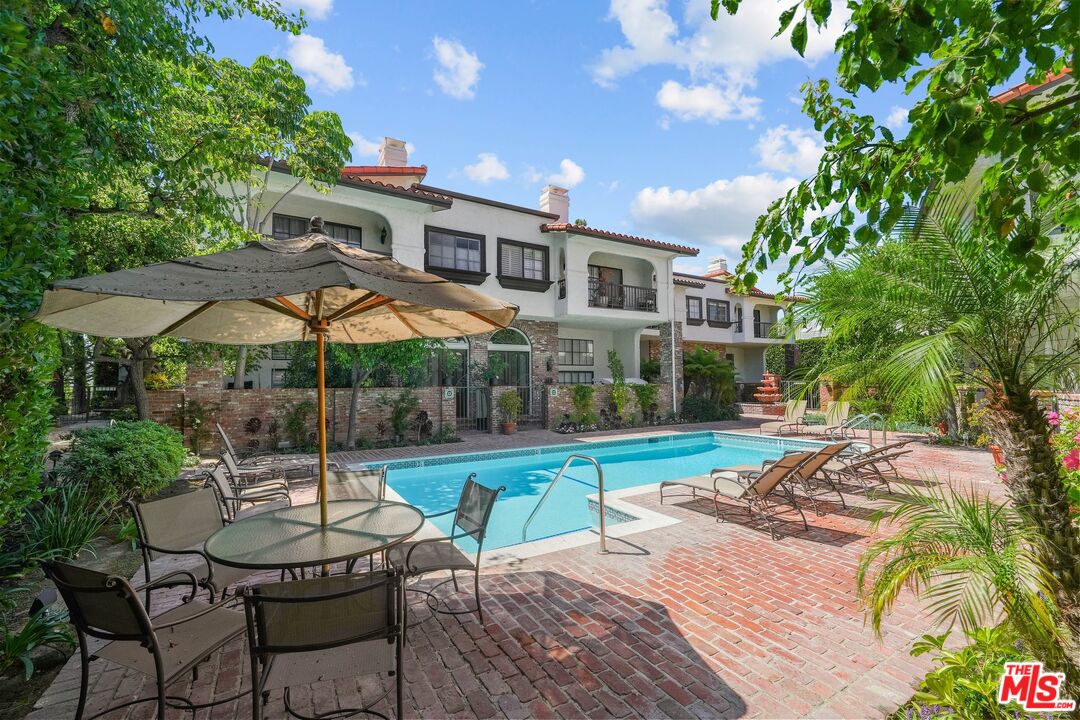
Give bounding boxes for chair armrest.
[134,569,200,600]
[423,508,456,520]
[152,597,239,629]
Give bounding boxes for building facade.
[228,138,696,422]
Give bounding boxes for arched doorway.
[487,328,531,387]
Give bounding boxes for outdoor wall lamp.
[380,226,387,244]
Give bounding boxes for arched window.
[488,328,531,387]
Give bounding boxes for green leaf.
[774,4,798,37]
[790,17,808,56]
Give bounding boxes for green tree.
[682,347,738,405]
[0,0,298,533]
[283,340,442,448]
[802,188,1080,684]
[710,1,1078,292]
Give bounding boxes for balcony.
[587,278,657,312]
[754,321,776,338]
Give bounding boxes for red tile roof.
[673,275,706,288]
[342,165,429,179]
[334,175,452,206]
[990,68,1072,104]
[540,223,699,256]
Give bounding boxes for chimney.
[540,185,569,224]
[706,257,728,276]
[378,137,408,167]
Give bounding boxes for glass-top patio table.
[204,499,424,571]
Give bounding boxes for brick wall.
[149,362,456,455]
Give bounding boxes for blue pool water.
[382,432,818,551]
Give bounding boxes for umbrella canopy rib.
[387,304,421,337]
[249,298,308,321]
[327,292,378,321]
[159,301,218,335]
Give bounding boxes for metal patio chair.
[386,474,504,623]
[324,468,389,573]
[205,466,291,521]
[43,560,246,720]
[240,570,405,720]
[129,488,253,611]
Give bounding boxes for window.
[488,328,530,387]
[270,344,293,361]
[497,240,551,291]
[273,214,362,246]
[588,265,623,285]
[425,227,485,283]
[558,338,594,366]
[706,299,730,324]
[270,369,287,388]
[559,371,594,384]
[686,296,703,323]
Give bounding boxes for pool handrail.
[521,454,608,554]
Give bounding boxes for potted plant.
[497,391,523,435]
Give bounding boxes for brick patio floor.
[29,428,1000,719]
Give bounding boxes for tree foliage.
[711,1,1078,292]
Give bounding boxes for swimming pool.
[378,431,825,551]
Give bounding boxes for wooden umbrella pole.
[313,320,330,528]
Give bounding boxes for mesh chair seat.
[95,600,245,686]
[387,540,475,575]
[325,468,387,502]
[262,640,395,691]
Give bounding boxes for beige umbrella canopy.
[36,218,518,525]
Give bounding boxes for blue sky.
[202,0,921,290]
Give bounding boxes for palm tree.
[797,188,1080,684]
[857,481,1064,671]
[682,346,737,404]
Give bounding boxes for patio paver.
[29,431,998,719]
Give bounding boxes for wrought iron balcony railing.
[587,278,657,312]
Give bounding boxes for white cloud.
[432,37,483,100]
[521,165,543,184]
[286,34,356,93]
[462,153,509,183]
[347,132,380,160]
[547,158,586,188]
[592,0,847,124]
[281,0,333,20]
[631,173,798,251]
[755,125,824,176]
[886,105,909,130]
[600,180,620,192]
[656,80,760,122]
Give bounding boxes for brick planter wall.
[149,362,456,455]
[544,383,674,430]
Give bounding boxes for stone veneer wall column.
[657,321,684,412]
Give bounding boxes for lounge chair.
[205,466,291,521]
[755,441,852,513]
[822,446,913,494]
[43,561,246,720]
[661,451,813,539]
[216,423,338,479]
[240,570,406,720]
[387,474,504,623]
[128,488,253,611]
[802,400,850,437]
[758,399,807,436]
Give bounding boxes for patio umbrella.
[35,217,518,526]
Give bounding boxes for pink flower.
[1074,432,1080,443]
[1064,449,1080,472]
[1048,411,1060,427]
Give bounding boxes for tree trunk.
[345,360,370,449]
[124,338,152,420]
[233,345,248,389]
[985,387,1080,692]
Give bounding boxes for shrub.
[610,384,632,420]
[173,398,218,456]
[283,400,316,448]
[496,391,522,423]
[23,484,105,563]
[111,404,139,421]
[0,601,74,679]
[640,359,661,383]
[606,349,625,384]
[681,395,740,423]
[570,385,596,425]
[632,384,659,420]
[765,344,787,376]
[377,391,419,439]
[58,421,185,509]
[896,626,1035,719]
